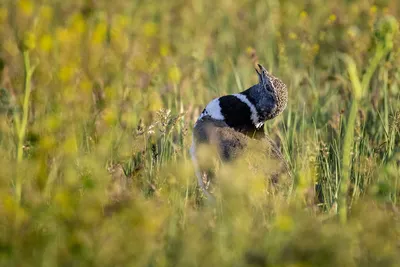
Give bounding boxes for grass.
[0,0,400,266]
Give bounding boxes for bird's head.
[254,64,288,121]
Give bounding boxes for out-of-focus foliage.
[0,0,399,266]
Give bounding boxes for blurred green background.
[0,0,399,266]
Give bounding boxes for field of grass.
[0,0,399,266]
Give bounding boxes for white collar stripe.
[233,94,261,128]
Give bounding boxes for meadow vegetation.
[0,0,399,266]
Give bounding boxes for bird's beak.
[257,64,269,75]
[255,64,275,94]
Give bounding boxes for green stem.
[361,45,389,94]
[15,51,34,204]
[338,42,392,223]
[339,100,358,224]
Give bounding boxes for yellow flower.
[92,22,107,44]
[58,65,75,82]
[115,14,129,28]
[160,44,170,57]
[246,46,256,56]
[39,5,53,20]
[40,135,57,150]
[312,44,320,54]
[275,215,294,232]
[300,11,308,19]
[329,14,337,23]
[149,60,160,72]
[168,66,181,83]
[102,108,118,125]
[22,32,36,51]
[71,14,86,34]
[143,22,157,37]
[288,32,298,40]
[18,0,34,16]
[56,27,72,43]
[2,194,17,215]
[2,195,28,221]
[39,34,53,52]
[370,5,378,15]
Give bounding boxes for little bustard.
[191,64,290,198]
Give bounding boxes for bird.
[190,64,290,199]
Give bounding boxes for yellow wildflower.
[58,65,75,82]
[71,14,87,34]
[329,14,337,23]
[149,60,160,72]
[56,27,72,43]
[370,5,377,15]
[312,44,320,54]
[289,32,298,40]
[2,194,17,215]
[39,34,53,52]
[92,22,108,44]
[40,135,57,150]
[2,195,28,222]
[18,0,34,16]
[22,32,36,51]
[275,215,294,232]
[246,46,256,56]
[168,66,182,83]
[102,108,118,125]
[300,11,308,19]
[115,14,129,28]
[143,22,157,37]
[160,44,170,57]
[39,5,53,20]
